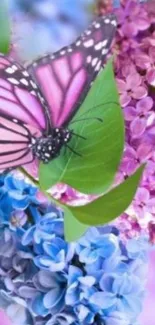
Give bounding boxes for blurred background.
[7,0,96,60]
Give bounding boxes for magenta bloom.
[135,47,155,87]
[124,97,154,138]
[117,73,147,107]
[117,0,150,38]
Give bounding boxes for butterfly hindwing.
[0,114,40,171]
[27,13,117,127]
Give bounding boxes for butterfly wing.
[0,55,51,132]
[27,13,117,127]
[0,113,41,171]
[0,55,48,171]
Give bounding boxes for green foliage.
[0,1,10,54]
[67,165,145,226]
[39,61,124,195]
[64,206,89,242]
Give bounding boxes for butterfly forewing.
[27,13,117,127]
[0,55,50,131]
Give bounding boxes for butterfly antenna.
[65,145,82,157]
[71,101,119,123]
[71,131,87,140]
[70,117,103,125]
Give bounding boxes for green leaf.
[68,165,145,225]
[0,1,10,54]
[39,61,124,194]
[64,206,89,242]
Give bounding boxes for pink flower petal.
[122,21,138,38]
[149,47,155,62]
[116,78,127,93]
[127,1,140,16]
[120,93,131,107]
[136,97,153,114]
[130,117,146,138]
[126,73,141,90]
[122,63,137,78]
[147,69,155,87]
[123,106,137,121]
[135,187,150,204]
[132,86,147,100]
[137,143,153,161]
[135,53,150,70]
[136,17,150,31]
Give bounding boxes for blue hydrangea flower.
[90,273,143,317]
[0,174,150,325]
[65,265,96,306]
[0,174,39,224]
[26,270,67,316]
[22,214,75,272]
[76,227,119,264]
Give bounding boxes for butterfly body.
[0,13,117,172]
[31,128,72,163]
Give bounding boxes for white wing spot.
[105,19,110,24]
[102,40,108,47]
[111,20,117,26]
[22,70,29,77]
[76,41,81,46]
[68,48,72,53]
[95,23,101,29]
[102,48,108,55]
[6,65,17,74]
[8,78,19,85]
[30,80,37,89]
[86,55,92,64]
[60,50,65,55]
[95,42,103,51]
[95,61,102,71]
[84,39,94,48]
[86,30,91,35]
[20,78,29,86]
[92,58,98,67]
[13,119,18,123]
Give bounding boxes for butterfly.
[0,13,117,172]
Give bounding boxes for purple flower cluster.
[113,0,155,240]
[0,174,149,325]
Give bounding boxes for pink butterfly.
[0,13,117,172]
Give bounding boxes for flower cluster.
[112,0,155,240]
[0,174,149,325]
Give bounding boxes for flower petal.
[132,86,147,100]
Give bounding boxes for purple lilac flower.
[116,0,150,37]
[116,72,147,107]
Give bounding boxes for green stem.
[19,167,39,186]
